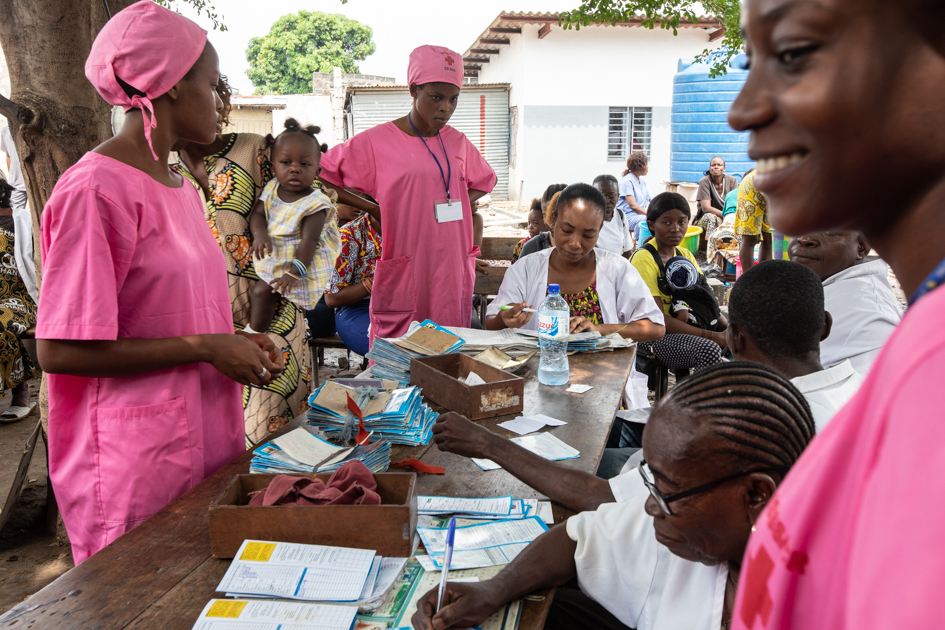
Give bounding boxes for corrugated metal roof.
[231,95,287,109]
[462,11,723,77]
[346,83,510,93]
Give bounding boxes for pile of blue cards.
[366,320,465,383]
[249,427,391,475]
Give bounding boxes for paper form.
[472,432,579,471]
[418,517,549,555]
[496,414,567,436]
[272,429,343,467]
[430,542,531,570]
[565,384,593,393]
[358,557,383,601]
[363,557,409,602]
[192,599,358,630]
[216,540,376,602]
[523,500,555,525]
[417,496,513,516]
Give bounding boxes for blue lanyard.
[909,255,945,306]
[408,113,451,202]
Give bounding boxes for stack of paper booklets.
[250,427,390,475]
[192,599,359,630]
[444,326,539,358]
[418,495,545,521]
[416,517,550,570]
[307,381,436,447]
[366,319,465,383]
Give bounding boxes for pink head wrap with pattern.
[407,45,464,89]
[85,0,208,160]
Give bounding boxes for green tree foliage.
[560,0,741,77]
[246,11,376,95]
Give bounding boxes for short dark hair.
[555,183,606,219]
[593,174,619,187]
[729,260,826,360]
[529,198,542,213]
[646,192,691,225]
[542,183,568,204]
[661,361,816,469]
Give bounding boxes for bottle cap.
[548,284,560,294]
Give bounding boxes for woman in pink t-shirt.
[728,0,945,627]
[319,45,496,343]
[37,3,282,563]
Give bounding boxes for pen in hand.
[436,516,457,612]
[499,305,538,313]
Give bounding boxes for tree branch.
[0,94,25,123]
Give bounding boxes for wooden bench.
[480,235,523,261]
[308,334,350,386]
[473,265,508,324]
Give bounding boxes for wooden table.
[0,348,636,630]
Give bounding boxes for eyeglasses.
[638,459,785,516]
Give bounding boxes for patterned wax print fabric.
[173,133,312,446]
[511,237,528,263]
[255,179,341,310]
[0,213,36,392]
[329,213,382,293]
[563,282,603,325]
[733,171,770,236]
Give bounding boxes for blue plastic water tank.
[670,55,752,183]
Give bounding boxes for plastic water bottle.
[537,284,570,386]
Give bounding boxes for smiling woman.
[728,0,945,627]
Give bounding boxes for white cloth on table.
[485,247,665,331]
[567,477,727,630]
[789,359,863,432]
[820,259,901,376]
[596,208,634,256]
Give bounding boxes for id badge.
[435,198,464,223]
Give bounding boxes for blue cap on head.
[548,284,560,294]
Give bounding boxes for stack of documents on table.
[307,381,436,447]
[192,599,358,630]
[445,326,539,358]
[366,319,465,382]
[417,495,535,521]
[217,540,378,602]
[472,432,579,471]
[250,427,391,474]
[416,517,550,570]
[512,328,606,351]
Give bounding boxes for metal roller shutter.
[349,87,510,199]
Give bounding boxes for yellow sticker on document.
[239,541,276,562]
[206,600,248,618]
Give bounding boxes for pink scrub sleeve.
[461,135,498,193]
[319,132,378,199]
[37,187,134,340]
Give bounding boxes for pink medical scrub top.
[37,152,244,563]
[320,122,496,341]
[733,285,942,629]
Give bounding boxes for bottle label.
[538,313,566,338]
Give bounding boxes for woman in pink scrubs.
[319,45,497,343]
[729,0,945,627]
[36,2,282,563]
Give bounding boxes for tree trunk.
[0,0,137,286]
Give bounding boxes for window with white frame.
[608,107,652,161]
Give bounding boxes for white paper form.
[361,557,409,602]
[417,496,513,516]
[523,500,555,525]
[418,517,548,555]
[192,599,358,630]
[216,541,376,602]
[497,414,567,436]
[357,557,383,601]
[272,428,345,467]
[472,432,579,471]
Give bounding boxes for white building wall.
[477,23,719,200]
[283,94,338,147]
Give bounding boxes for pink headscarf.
[85,0,208,160]
[407,45,464,89]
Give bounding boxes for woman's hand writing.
[200,333,279,387]
[411,582,501,630]
[498,302,533,329]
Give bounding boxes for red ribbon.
[389,459,446,475]
[346,392,371,445]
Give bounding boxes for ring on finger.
[258,367,268,379]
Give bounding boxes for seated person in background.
[435,259,856,503]
[630,192,725,373]
[414,362,815,630]
[485,183,665,342]
[617,151,652,243]
[511,198,546,263]
[733,170,772,271]
[593,174,634,258]
[789,232,901,375]
[518,183,566,258]
[323,196,382,357]
[695,156,739,239]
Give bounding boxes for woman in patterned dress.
[174,80,311,445]
[0,173,36,421]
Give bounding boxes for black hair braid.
[664,361,816,471]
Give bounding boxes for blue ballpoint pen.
[436,516,457,612]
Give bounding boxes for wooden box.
[410,354,525,420]
[208,472,417,558]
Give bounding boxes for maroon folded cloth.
[248,460,381,506]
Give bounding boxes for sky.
[168,0,576,94]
